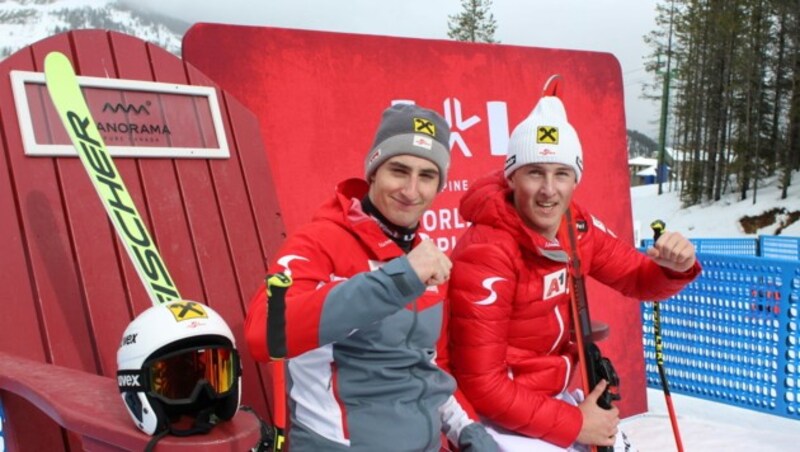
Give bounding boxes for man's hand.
[407,239,452,286]
[577,380,619,447]
[646,230,697,272]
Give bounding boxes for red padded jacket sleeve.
[244,228,339,362]
[581,215,701,299]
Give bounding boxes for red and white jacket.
[245,178,495,451]
[448,171,701,447]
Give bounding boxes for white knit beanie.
[503,95,583,183]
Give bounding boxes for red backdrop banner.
[183,24,646,417]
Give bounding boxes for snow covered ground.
[630,173,800,242]
[625,173,800,451]
[622,388,800,451]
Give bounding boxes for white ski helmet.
[116,300,241,435]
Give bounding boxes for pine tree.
[646,0,798,206]
[447,0,499,43]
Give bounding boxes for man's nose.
[401,175,419,195]
[540,175,556,195]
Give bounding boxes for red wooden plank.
[0,53,49,365]
[29,32,104,452]
[1,394,66,452]
[185,73,266,309]
[145,46,227,306]
[0,44,68,452]
[221,92,286,264]
[0,34,81,452]
[116,44,207,306]
[107,31,173,317]
[215,88,288,422]
[6,34,96,372]
[147,44,272,418]
[64,29,139,377]
[186,65,275,417]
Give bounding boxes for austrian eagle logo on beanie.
[504,95,583,183]
[365,104,451,191]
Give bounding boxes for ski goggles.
[119,345,240,403]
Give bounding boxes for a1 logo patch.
[543,268,567,300]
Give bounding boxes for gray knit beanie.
[364,104,451,191]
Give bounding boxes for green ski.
[43,51,180,305]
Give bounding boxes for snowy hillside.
[0,0,185,59]
[630,172,800,244]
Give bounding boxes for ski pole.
[650,220,684,452]
[265,273,292,452]
[560,209,618,452]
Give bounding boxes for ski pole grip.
[266,273,292,360]
[650,219,665,242]
[649,220,667,361]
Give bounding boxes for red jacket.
[448,171,700,447]
[244,178,492,451]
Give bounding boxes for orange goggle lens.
[145,346,237,402]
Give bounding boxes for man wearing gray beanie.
[245,103,497,451]
[365,103,452,192]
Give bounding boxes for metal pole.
[657,0,675,195]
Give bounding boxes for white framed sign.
[10,70,230,159]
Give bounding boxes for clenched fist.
[646,231,697,272]
[407,239,452,286]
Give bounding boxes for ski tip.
[542,74,563,98]
[44,51,71,72]
[43,51,79,95]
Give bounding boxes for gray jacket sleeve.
[318,256,425,344]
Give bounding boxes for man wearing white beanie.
[447,76,701,451]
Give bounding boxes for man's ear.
[506,175,515,190]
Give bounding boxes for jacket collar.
[316,178,422,260]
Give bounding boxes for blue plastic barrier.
[760,236,800,261]
[640,238,758,256]
[642,253,800,420]
[641,235,800,260]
